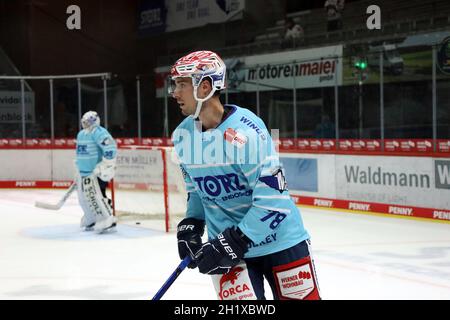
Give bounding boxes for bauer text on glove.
[177,217,205,268]
[195,227,249,275]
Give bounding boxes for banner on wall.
[155,45,343,97]
[2,149,449,221]
[335,155,450,210]
[0,91,35,123]
[280,157,318,193]
[138,0,245,36]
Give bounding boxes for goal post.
[161,147,170,233]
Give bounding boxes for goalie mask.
[169,50,226,119]
[81,111,100,131]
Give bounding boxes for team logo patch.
[259,167,287,193]
[273,256,320,300]
[224,128,247,148]
[212,263,256,300]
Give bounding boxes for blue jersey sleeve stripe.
[242,155,279,177]
[252,204,291,214]
[228,203,252,210]
[220,203,252,213]
[253,189,290,198]
[253,195,291,200]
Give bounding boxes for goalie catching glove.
[195,227,249,275]
[177,218,205,268]
[93,157,116,182]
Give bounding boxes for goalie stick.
[152,256,191,300]
[34,182,77,210]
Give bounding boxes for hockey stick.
[152,256,191,300]
[34,182,77,210]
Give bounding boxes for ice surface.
[0,189,449,300]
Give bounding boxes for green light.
[354,59,367,70]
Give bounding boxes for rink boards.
[0,148,449,222]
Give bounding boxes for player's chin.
[180,106,192,116]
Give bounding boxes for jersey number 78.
[260,210,287,230]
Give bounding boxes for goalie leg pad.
[77,177,96,230]
[211,262,257,300]
[80,175,116,232]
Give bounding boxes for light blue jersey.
[173,105,310,258]
[75,126,117,177]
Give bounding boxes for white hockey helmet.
[81,111,100,130]
[169,50,226,118]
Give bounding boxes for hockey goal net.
[112,146,187,232]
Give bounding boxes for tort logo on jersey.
[193,173,245,197]
[77,145,88,154]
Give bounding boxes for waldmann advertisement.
[335,155,450,210]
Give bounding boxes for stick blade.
[34,201,62,210]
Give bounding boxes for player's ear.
[199,78,212,98]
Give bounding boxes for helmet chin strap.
[192,100,203,119]
[191,86,216,119]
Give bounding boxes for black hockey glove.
[196,227,249,275]
[177,218,205,268]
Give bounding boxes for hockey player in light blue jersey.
[75,111,117,233]
[170,51,321,300]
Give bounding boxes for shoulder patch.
[101,137,113,146]
[258,167,288,193]
[224,128,247,148]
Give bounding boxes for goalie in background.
[75,111,117,233]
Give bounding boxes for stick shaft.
[152,256,191,300]
[35,182,77,210]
